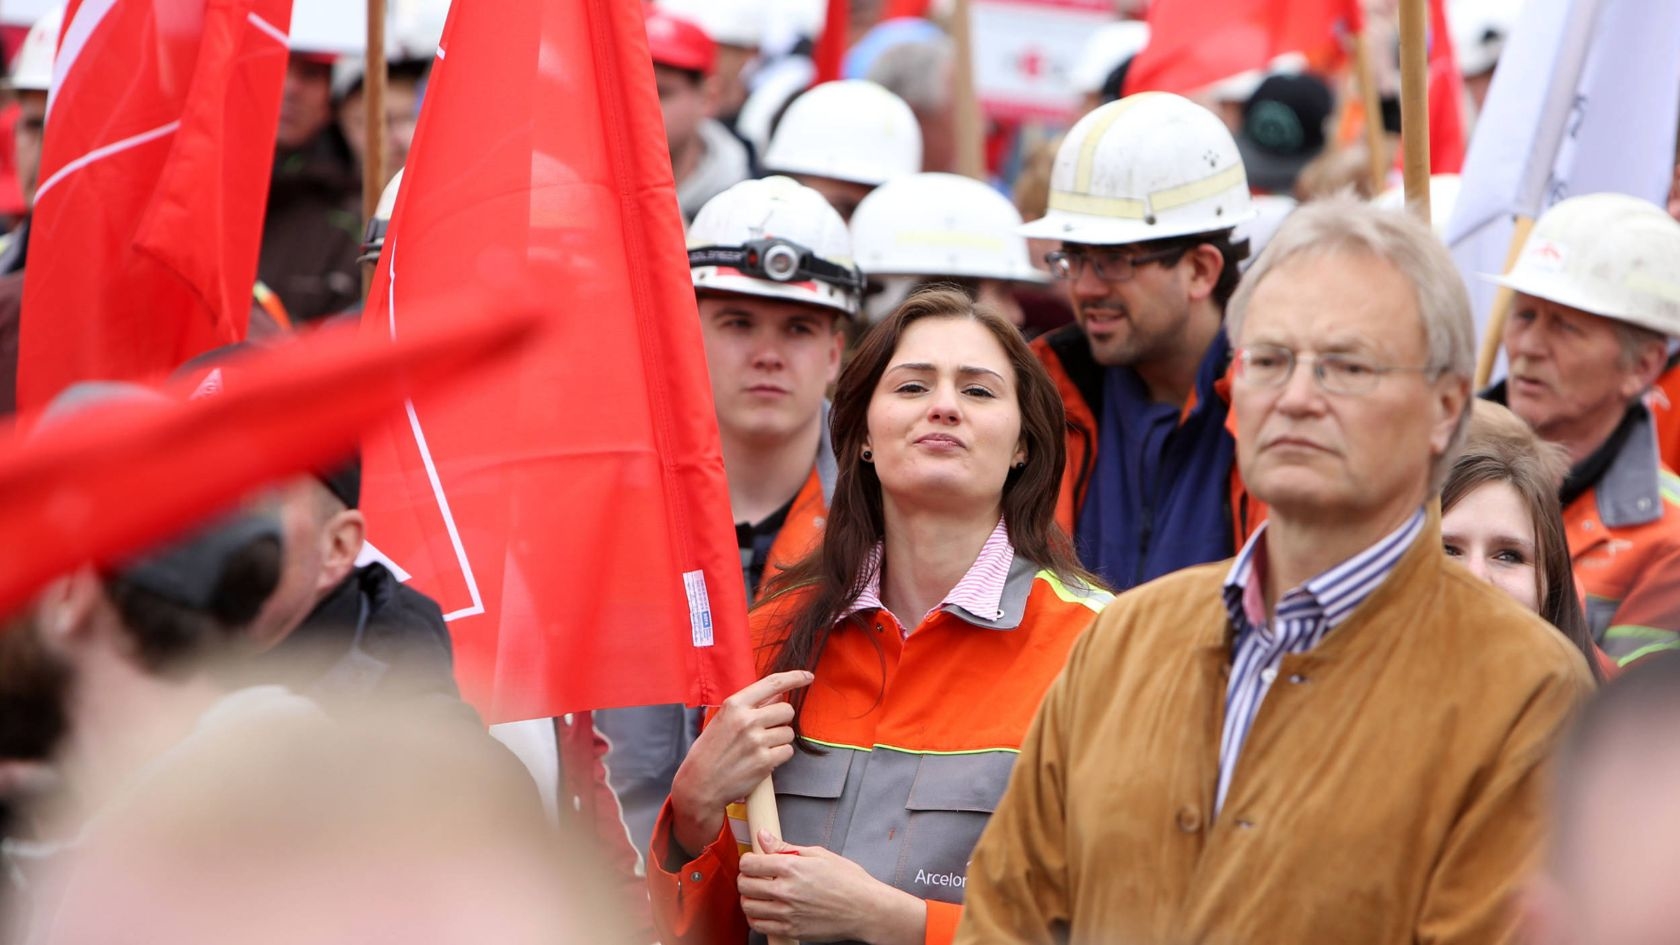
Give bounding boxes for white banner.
[1446,0,1680,372]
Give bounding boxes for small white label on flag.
[683,570,715,648]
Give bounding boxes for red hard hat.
[645,7,715,75]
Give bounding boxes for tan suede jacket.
[956,514,1594,945]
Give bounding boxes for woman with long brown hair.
[646,287,1109,945]
[1442,400,1609,680]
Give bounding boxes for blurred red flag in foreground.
[361,0,755,723]
[17,0,293,409]
[1126,0,1361,96]
[0,301,540,619]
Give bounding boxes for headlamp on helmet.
[688,238,867,297]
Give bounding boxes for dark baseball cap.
[1236,73,1333,194]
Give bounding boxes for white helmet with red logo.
[688,176,864,318]
[1485,193,1680,338]
[9,4,62,93]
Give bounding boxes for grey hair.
[1226,195,1476,492]
[1611,319,1666,372]
[865,37,954,113]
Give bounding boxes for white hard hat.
[763,80,922,187]
[736,55,814,156]
[688,176,865,318]
[390,0,449,60]
[360,167,404,263]
[657,0,765,48]
[1373,174,1462,238]
[1071,20,1149,95]
[1484,193,1680,338]
[1021,92,1256,246]
[1449,0,1525,78]
[9,4,62,93]
[850,172,1048,285]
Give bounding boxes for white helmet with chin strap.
[1020,91,1256,246]
[688,176,865,318]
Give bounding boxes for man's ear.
[35,566,103,651]
[1184,244,1225,304]
[1430,375,1472,459]
[316,509,366,595]
[1623,337,1669,402]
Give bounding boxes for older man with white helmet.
[849,171,1047,328]
[1491,193,1680,667]
[597,176,861,853]
[1022,91,1257,591]
[762,79,922,222]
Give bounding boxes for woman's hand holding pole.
[669,670,813,860]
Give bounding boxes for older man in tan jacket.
[956,198,1595,945]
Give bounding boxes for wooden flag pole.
[363,0,388,233]
[1397,0,1431,220]
[746,778,794,945]
[1473,215,1537,388]
[950,0,984,180]
[1353,27,1388,196]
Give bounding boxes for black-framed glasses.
[1043,245,1186,282]
[1233,344,1437,395]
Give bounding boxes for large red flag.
[361,0,755,723]
[0,299,540,619]
[16,0,293,409]
[1125,0,1361,96]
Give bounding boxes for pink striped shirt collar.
[844,519,1015,635]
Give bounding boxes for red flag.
[361,0,755,722]
[1424,0,1466,174]
[813,0,850,84]
[16,0,293,409]
[0,300,540,619]
[1125,0,1361,96]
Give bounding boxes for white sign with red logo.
[972,0,1117,122]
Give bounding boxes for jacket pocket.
[901,752,1017,901]
[773,745,856,849]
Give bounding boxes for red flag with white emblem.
[16,0,293,409]
[360,0,754,723]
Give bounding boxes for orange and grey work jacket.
[646,558,1111,945]
[1565,407,1680,666]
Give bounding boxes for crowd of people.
[3,0,1680,943]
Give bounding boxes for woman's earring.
[1013,459,1027,469]
[862,448,873,462]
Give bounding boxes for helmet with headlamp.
[687,176,864,317]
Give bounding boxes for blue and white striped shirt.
[1214,508,1427,815]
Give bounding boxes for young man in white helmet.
[762,79,922,222]
[1489,193,1680,668]
[1022,91,1259,591]
[849,171,1048,328]
[596,175,861,854]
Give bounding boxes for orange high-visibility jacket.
[1564,408,1680,666]
[646,557,1111,945]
